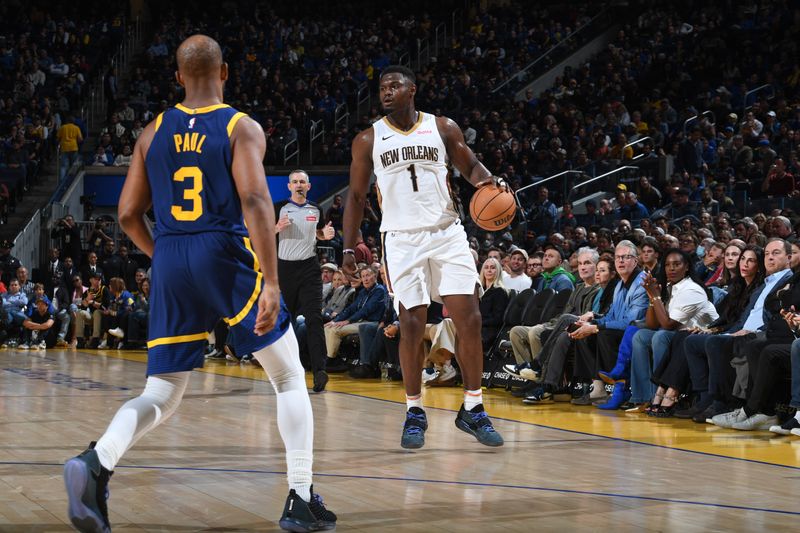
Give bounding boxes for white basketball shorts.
[383,221,480,313]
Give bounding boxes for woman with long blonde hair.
[479,257,509,350]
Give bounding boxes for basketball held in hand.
[469,184,516,231]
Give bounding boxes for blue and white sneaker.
[401,407,428,449]
[63,443,112,533]
[455,404,504,446]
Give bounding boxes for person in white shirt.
[501,248,532,292]
[629,248,719,414]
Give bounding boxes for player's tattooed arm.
[436,116,506,190]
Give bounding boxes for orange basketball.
[469,184,517,231]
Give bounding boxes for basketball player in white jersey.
[343,65,504,449]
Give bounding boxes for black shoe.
[693,403,728,424]
[401,407,428,449]
[386,366,402,381]
[76,338,86,349]
[88,338,100,349]
[675,398,712,419]
[455,404,504,446]
[348,364,379,379]
[205,348,226,360]
[63,443,112,533]
[313,370,328,393]
[278,485,337,532]
[572,382,591,399]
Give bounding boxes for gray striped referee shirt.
[275,200,325,261]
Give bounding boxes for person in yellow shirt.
[57,116,83,181]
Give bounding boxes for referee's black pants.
[279,257,326,373]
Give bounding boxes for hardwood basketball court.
[1,347,798,531]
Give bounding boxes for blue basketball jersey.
[145,103,248,239]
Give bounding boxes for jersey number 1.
[408,164,418,192]
[171,166,204,221]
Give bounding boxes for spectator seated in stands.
[3,278,28,341]
[564,240,649,406]
[506,247,600,400]
[74,272,109,349]
[19,297,55,350]
[47,274,72,347]
[604,248,718,413]
[124,278,150,349]
[478,257,510,351]
[323,265,386,359]
[104,277,134,348]
[322,270,354,322]
[501,248,532,292]
[25,283,71,348]
[532,244,575,292]
[683,240,791,425]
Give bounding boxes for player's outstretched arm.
[436,116,504,190]
[119,122,155,257]
[342,129,374,277]
[230,115,279,334]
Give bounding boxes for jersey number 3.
[171,166,204,221]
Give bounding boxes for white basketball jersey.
[372,112,458,231]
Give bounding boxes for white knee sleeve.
[254,328,307,394]
[94,372,190,471]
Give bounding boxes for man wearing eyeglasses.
[526,254,544,288]
[567,240,649,404]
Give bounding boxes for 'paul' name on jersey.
[379,146,439,168]
[173,132,207,154]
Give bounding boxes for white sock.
[252,328,313,500]
[94,372,190,471]
[591,379,606,397]
[406,394,423,410]
[464,388,482,411]
[286,451,312,502]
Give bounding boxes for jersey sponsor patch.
[305,216,317,222]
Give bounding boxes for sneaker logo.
[289,500,294,511]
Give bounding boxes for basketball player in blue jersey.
[62,35,335,533]
[344,65,505,449]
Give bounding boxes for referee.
[275,169,335,392]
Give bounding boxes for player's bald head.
[176,34,223,78]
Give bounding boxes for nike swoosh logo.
[382,135,394,140]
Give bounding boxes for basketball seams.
[469,186,516,230]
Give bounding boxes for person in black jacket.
[479,258,510,351]
[51,214,83,268]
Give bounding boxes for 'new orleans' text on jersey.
[371,112,459,232]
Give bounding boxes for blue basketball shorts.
[146,231,290,376]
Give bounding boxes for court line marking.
[1,460,798,517]
[332,389,800,472]
[63,350,800,471]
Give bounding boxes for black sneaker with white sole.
[501,361,530,378]
[769,417,800,435]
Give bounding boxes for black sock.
[743,405,756,417]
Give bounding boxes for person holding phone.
[520,252,617,404]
